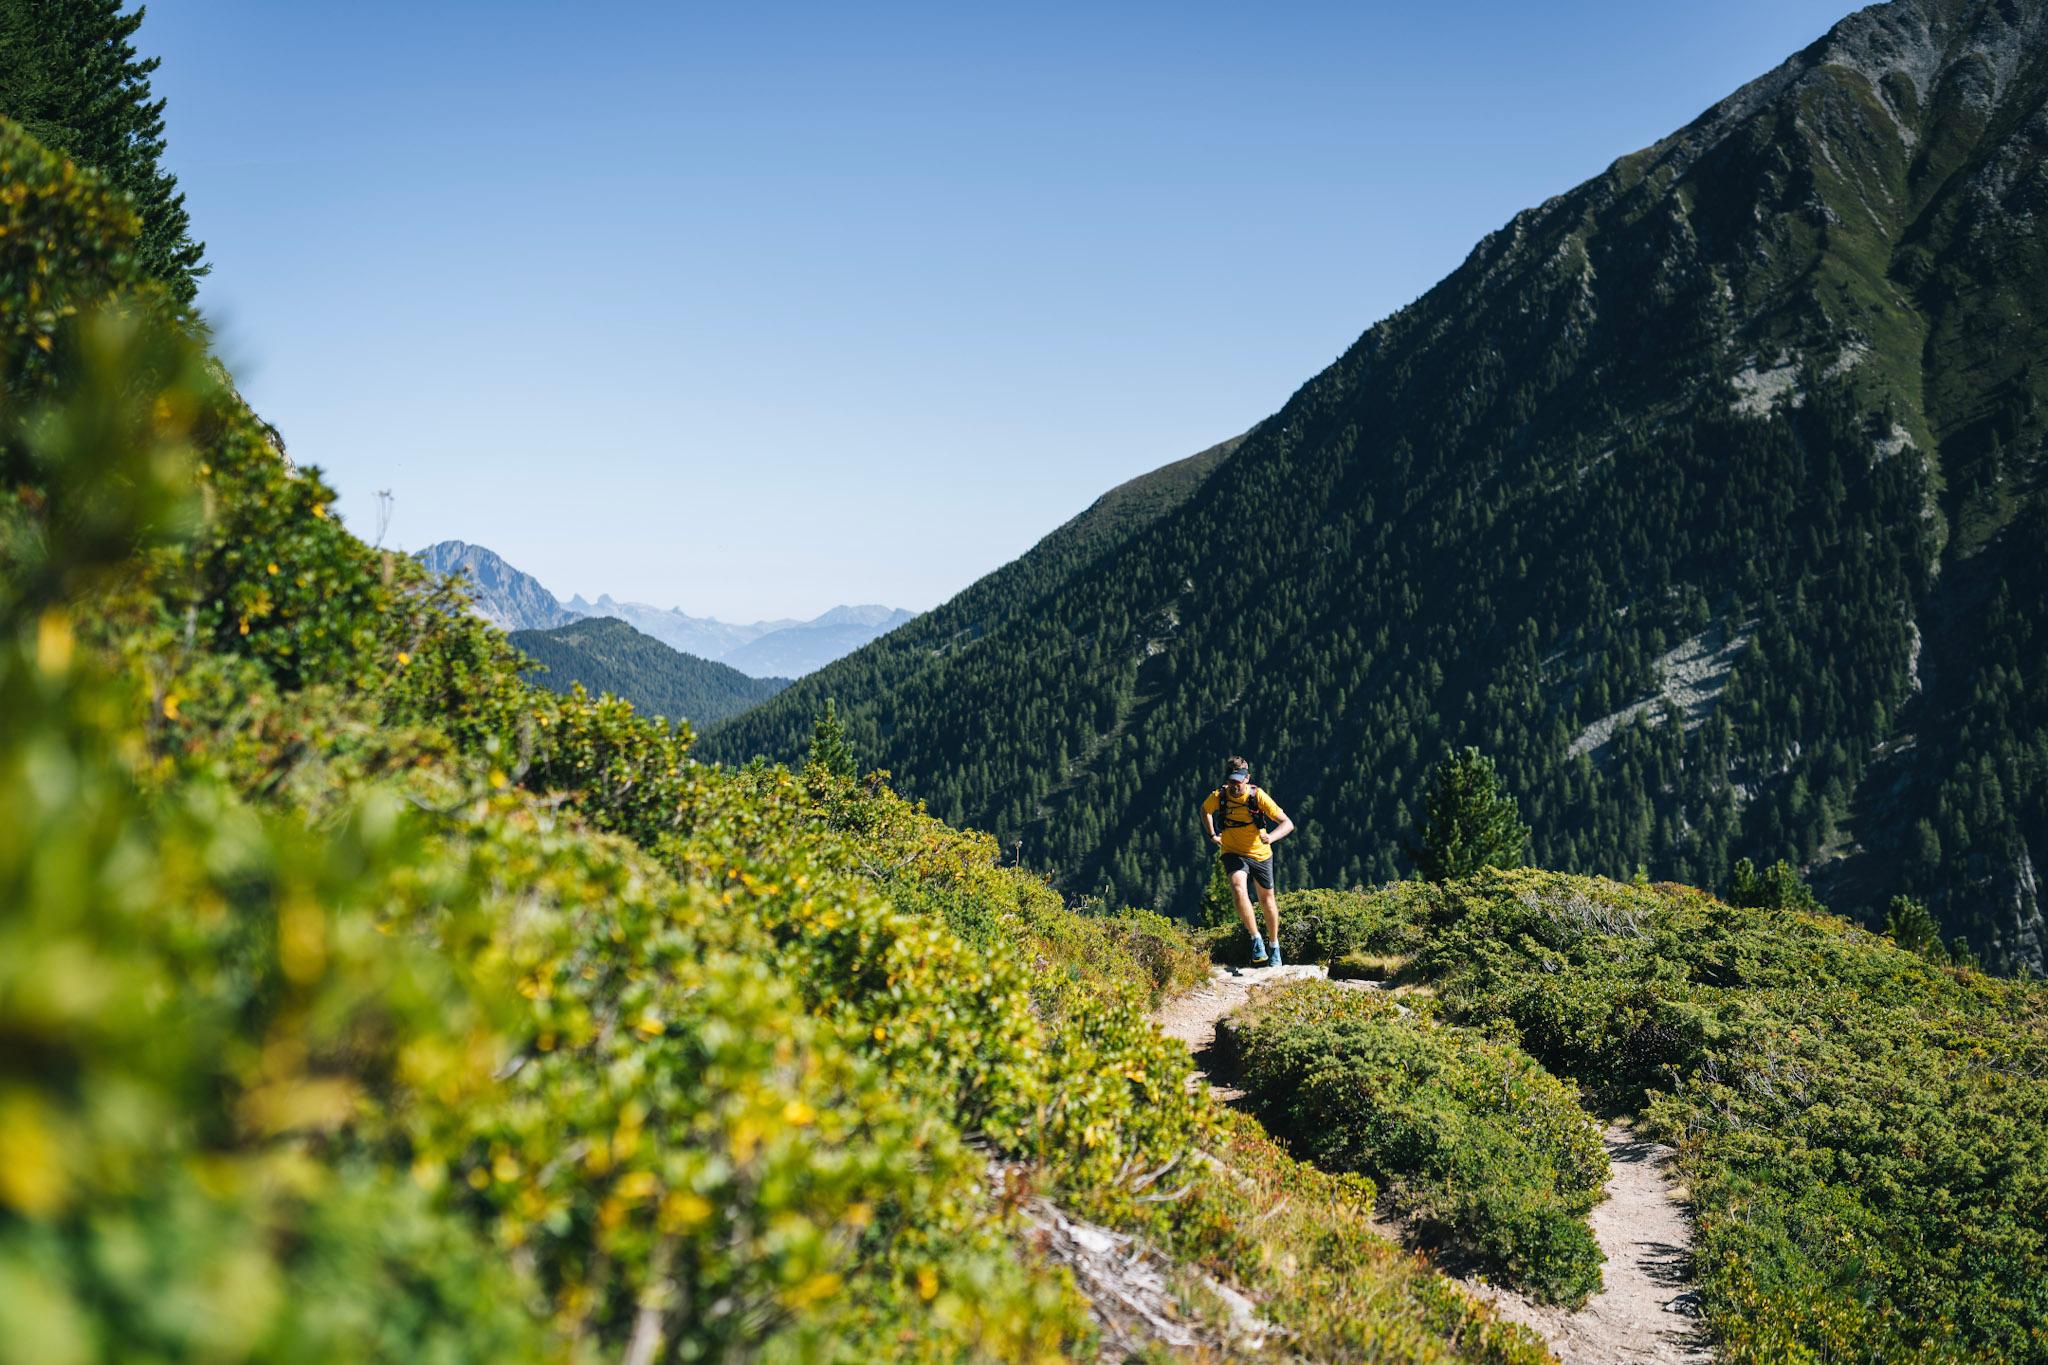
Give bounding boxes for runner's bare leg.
[1230,867,1259,937]
[1256,881,1279,946]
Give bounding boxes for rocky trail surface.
[1154,964,1713,1364]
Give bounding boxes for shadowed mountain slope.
[707,0,2048,973]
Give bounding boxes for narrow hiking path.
[1450,1124,1712,1365]
[1154,965,1713,1365]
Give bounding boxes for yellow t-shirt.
[1203,786,1285,860]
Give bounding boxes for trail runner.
[1200,756,1295,965]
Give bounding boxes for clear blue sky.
[148,0,1854,621]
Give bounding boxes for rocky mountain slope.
[416,539,576,632]
[509,616,788,726]
[708,0,2048,973]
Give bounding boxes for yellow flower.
[161,693,181,720]
[35,610,72,675]
[0,1095,68,1215]
[659,1190,713,1232]
[786,1272,843,1309]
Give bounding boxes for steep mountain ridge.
[708,0,2048,972]
[706,432,1242,742]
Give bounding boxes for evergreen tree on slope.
[0,0,206,305]
[1410,748,1529,883]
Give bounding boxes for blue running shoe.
[1269,940,1284,968]
[1249,934,1269,965]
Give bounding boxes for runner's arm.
[1261,798,1295,846]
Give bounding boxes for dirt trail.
[1154,965,1713,1364]
[1152,962,1327,1101]
[1450,1124,1712,1364]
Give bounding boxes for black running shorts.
[1220,851,1275,890]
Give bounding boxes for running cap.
[1226,767,1250,782]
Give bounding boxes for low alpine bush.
[1219,979,1608,1305]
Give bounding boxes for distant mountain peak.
[416,540,575,633]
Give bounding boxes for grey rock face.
[416,541,577,632]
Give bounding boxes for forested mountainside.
[511,616,787,725]
[709,0,2048,973]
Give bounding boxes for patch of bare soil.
[1151,962,1327,1101]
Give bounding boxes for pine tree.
[1883,895,1948,962]
[807,698,857,778]
[0,0,207,305]
[1725,857,1825,914]
[1409,747,1529,882]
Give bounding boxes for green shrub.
[1094,906,1213,1003]
[1276,884,1429,964]
[1220,979,1608,1305]
[1410,867,2048,1362]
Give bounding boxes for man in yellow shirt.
[1200,756,1295,966]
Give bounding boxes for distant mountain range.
[510,617,788,727]
[415,540,913,678]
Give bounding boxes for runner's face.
[1228,775,1249,794]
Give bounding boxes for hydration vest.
[1211,785,1272,835]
